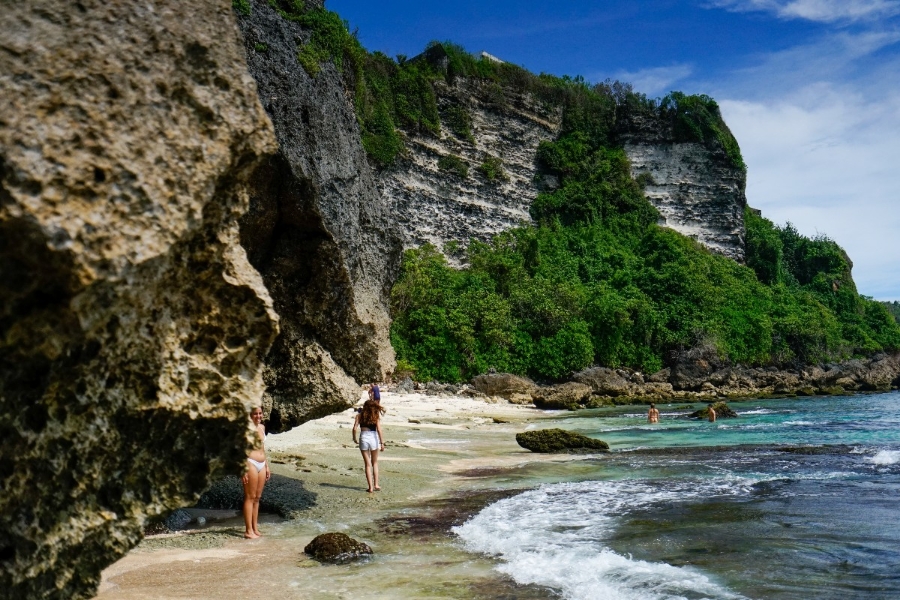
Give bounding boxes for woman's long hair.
[360,398,385,424]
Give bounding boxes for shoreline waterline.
[98,391,900,599]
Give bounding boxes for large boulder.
[304,532,373,563]
[0,1,278,597]
[234,1,402,431]
[572,367,633,396]
[471,372,537,399]
[670,341,724,390]
[690,402,739,419]
[516,429,610,453]
[531,383,592,409]
[858,355,900,391]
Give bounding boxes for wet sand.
[96,392,574,599]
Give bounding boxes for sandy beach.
[95,391,574,599]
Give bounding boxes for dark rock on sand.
[305,532,373,563]
[516,429,610,453]
[197,475,316,519]
[396,376,415,394]
[165,510,194,532]
[690,401,738,419]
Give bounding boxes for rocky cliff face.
[0,1,278,597]
[620,115,747,261]
[377,77,561,257]
[235,3,402,432]
[379,72,746,262]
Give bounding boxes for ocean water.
[454,392,900,599]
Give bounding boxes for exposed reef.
[515,429,610,453]
[235,2,402,432]
[478,353,900,410]
[0,1,278,597]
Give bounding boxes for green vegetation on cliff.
[883,301,900,323]
[387,49,900,381]
[256,4,900,381]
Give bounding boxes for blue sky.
[330,0,900,300]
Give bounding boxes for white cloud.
[609,64,693,96]
[684,24,900,299]
[709,0,900,23]
[728,30,900,98]
[720,86,900,300]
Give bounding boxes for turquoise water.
[455,392,900,599]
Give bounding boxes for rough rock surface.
[533,353,900,410]
[304,532,373,563]
[572,367,633,397]
[516,429,610,453]
[471,372,538,399]
[378,76,561,259]
[0,1,278,598]
[235,2,402,431]
[378,64,747,263]
[691,402,739,419]
[620,114,747,261]
[531,383,593,410]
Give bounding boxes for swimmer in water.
[647,403,660,424]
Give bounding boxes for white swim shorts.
[359,430,381,451]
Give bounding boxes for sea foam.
[868,450,900,465]
[453,479,749,600]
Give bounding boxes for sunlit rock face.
[377,76,563,260]
[0,1,279,597]
[621,115,748,262]
[378,58,746,263]
[235,2,402,432]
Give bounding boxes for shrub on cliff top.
[660,92,745,171]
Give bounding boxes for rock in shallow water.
[690,401,739,419]
[304,533,373,563]
[516,429,610,453]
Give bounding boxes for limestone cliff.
[377,76,561,256]
[0,1,278,597]
[620,113,747,261]
[375,66,746,262]
[235,2,402,432]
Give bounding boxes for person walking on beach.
[647,403,660,424]
[243,406,270,539]
[352,398,385,493]
[707,403,717,423]
[369,382,381,403]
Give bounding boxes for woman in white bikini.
[242,406,270,539]
[352,398,385,493]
